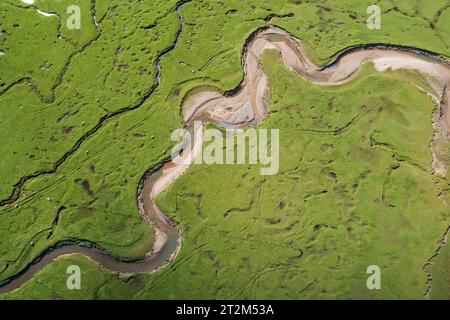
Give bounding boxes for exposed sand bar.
[184,27,450,131]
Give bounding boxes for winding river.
[1,9,450,294]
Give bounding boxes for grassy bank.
[1,0,449,299]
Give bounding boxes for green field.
[0,0,449,299]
